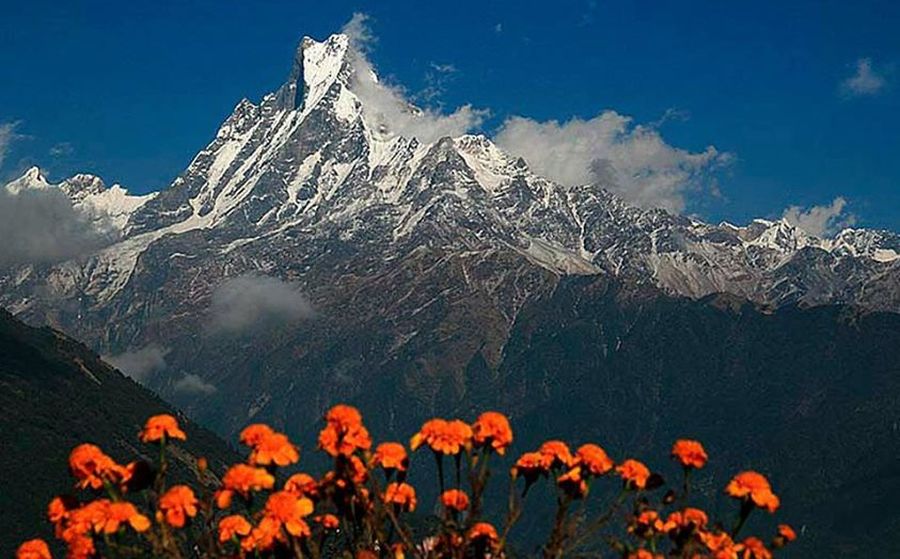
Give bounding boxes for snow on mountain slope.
[1,32,898,317]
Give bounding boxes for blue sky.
[1,0,898,231]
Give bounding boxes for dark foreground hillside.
[0,310,236,555]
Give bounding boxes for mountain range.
[2,32,900,556]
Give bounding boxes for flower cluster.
[17,409,797,559]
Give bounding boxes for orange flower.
[736,537,772,559]
[16,539,51,559]
[410,418,472,456]
[347,454,370,485]
[64,536,94,559]
[139,414,186,443]
[777,523,797,542]
[471,411,513,455]
[284,473,319,498]
[48,496,73,527]
[671,439,708,469]
[511,451,546,480]
[440,489,470,511]
[326,404,364,427]
[218,515,252,543]
[62,499,149,535]
[468,522,499,546]
[701,530,738,557]
[725,471,780,513]
[575,443,614,476]
[557,466,588,498]
[239,424,275,447]
[263,491,314,538]
[68,444,129,490]
[108,502,151,532]
[60,501,104,540]
[616,459,651,489]
[215,464,276,508]
[627,550,663,559]
[318,404,372,457]
[250,432,300,467]
[373,442,409,472]
[314,514,340,530]
[242,516,282,552]
[635,510,661,527]
[538,440,575,469]
[383,482,417,512]
[159,485,198,528]
[665,507,708,532]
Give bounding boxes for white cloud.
[419,62,460,103]
[49,142,74,158]
[0,122,22,170]
[173,374,217,395]
[208,273,315,334]
[341,13,486,144]
[0,183,115,266]
[782,197,856,238]
[494,111,731,212]
[104,344,170,383]
[341,12,376,53]
[840,58,886,98]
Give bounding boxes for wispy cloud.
[840,58,887,98]
[173,374,217,395]
[494,111,731,213]
[341,12,376,53]
[104,344,170,383]
[341,13,486,143]
[782,197,856,237]
[208,273,315,334]
[49,142,75,158]
[419,62,459,104]
[0,121,23,171]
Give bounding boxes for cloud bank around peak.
[494,112,732,213]
[208,273,315,334]
[341,13,487,144]
[0,184,116,266]
[782,197,856,237]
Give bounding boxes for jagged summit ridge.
[1,32,898,318]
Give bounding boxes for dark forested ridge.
[270,277,900,558]
[0,310,236,556]
[490,278,900,557]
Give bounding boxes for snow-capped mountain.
[3,33,897,316]
[2,31,899,392]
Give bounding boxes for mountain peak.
[273,33,354,112]
[4,166,49,194]
[60,173,107,199]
